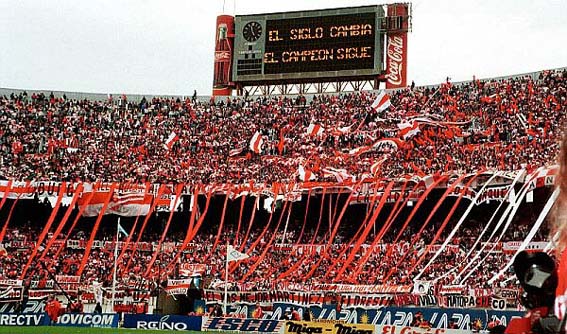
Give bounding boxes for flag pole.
[110,217,120,313]
[223,242,229,315]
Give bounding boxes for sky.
[0,0,566,96]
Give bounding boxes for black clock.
[243,21,262,42]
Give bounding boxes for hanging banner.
[0,286,23,302]
[204,290,327,306]
[502,241,548,253]
[447,185,512,205]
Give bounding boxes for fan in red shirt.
[45,295,63,325]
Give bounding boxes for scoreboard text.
[264,13,376,74]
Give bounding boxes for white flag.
[118,222,129,238]
[227,245,249,262]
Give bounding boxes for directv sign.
[0,313,45,326]
[123,314,202,331]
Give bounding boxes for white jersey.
[92,281,104,305]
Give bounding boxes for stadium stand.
[0,68,565,311]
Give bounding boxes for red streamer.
[239,201,290,282]
[323,182,382,280]
[304,182,364,280]
[165,189,212,275]
[54,188,97,259]
[382,175,465,282]
[206,188,231,261]
[334,181,395,280]
[20,182,67,279]
[124,184,166,272]
[408,171,484,273]
[116,214,141,265]
[0,181,27,243]
[347,181,417,281]
[77,183,117,276]
[39,183,84,260]
[235,195,246,244]
[144,184,184,278]
[310,187,327,245]
[296,188,312,244]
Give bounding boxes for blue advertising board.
[0,313,46,326]
[0,313,118,328]
[271,304,524,329]
[204,317,283,333]
[50,313,119,328]
[123,314,202,331]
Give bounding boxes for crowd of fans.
[0,68,565,306]
[1,70,565,184]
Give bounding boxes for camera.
[505,251,561,334]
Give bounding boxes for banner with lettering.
[204,290,397,308]
[284,321,375,334]
[276,305,523,330]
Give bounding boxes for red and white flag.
[398,121,420,139]
[307,123,324,137]
[249,131,264,154]
[0,181,34,200]
[164,132,179,150]
[322,167,355,183]
[371,91,391,112]
[298,165,316,182]
[79,186,152,217]
[371,156,389,175]
[229,147,243,157]
[332,121,358,136]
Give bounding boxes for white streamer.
[487,187,559,285]
[435,169,525,282]
[414,171,501,280]
[460,168,543,283]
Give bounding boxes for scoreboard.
[232,6,385,83]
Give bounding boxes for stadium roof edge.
[1,66,565,103]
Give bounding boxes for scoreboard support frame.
[235,77,380,96]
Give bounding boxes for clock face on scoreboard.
[243,21,262,42]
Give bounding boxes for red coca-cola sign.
[385,33,408,89]
[215,51,231,62]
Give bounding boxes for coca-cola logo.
[215,51,231,61]
[386,35,405,86]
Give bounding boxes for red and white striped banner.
[249,131,264,154]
